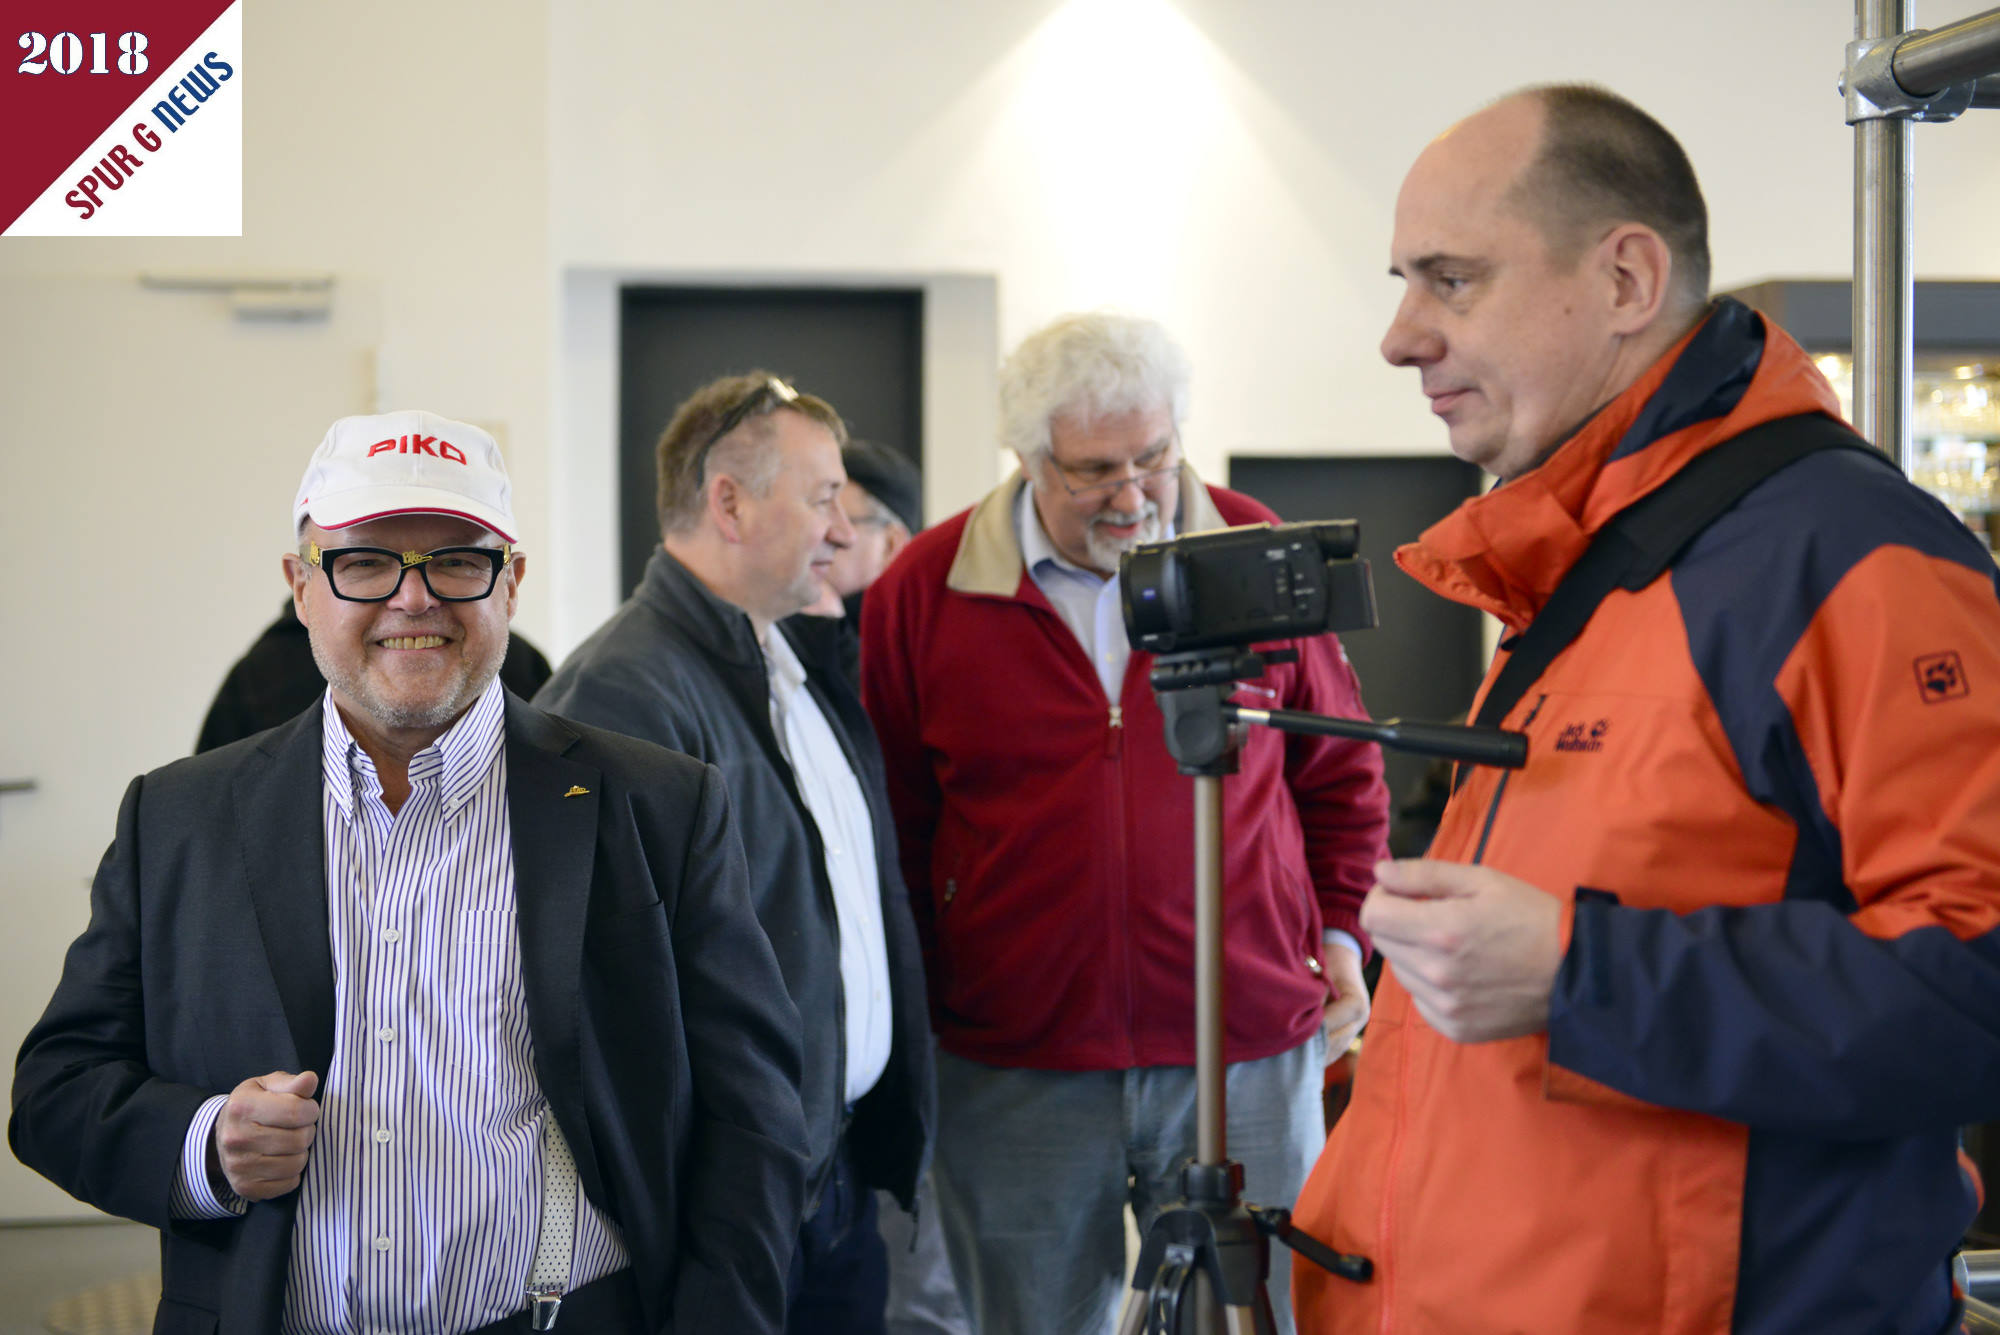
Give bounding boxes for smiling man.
[1290,86,2000,1334]
[12,409,810,1333]
[537,374,935,1335]
[860,313,1389,1335]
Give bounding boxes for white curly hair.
[999,312,1191,463]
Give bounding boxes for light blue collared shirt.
[1016,481,1174,702]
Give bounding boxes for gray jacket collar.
[635,546,765,669]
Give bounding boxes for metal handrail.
[1853,0,1916,468]
[1968,1249,2000,1303]
[1849,3,2000,472]
[1894,6,2000,92]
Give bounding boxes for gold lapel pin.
[563,785,590,798]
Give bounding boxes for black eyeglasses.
[305,543,514,602]
[694,376,799,482]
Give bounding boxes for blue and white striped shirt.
[173,678,627,1333]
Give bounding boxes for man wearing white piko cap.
[12,409,811,1334]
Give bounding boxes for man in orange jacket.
[1292,85,2000,1333]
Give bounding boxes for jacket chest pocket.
[1471,690,1794,911]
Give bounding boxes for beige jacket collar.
[945,464,1225,597]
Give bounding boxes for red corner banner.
[2,0,241,236]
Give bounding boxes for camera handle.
[1150,648,1530,773]
[1118,650,1526,1332]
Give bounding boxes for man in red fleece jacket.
[861,312,1390,1335]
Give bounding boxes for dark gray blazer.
[536,549,934,1215]
[11,694,809,1335]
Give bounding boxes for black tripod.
[1116,648,1526,1334]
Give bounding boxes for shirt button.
[374,1128,392,1144]
[382,928,401,943]
[374,1236,391,1252]
[377,1026,396,1043]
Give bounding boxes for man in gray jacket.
[536,372,933,1335]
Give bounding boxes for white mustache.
[1093,500,1160,529]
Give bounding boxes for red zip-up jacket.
[1294,300,2000,1334]
[861,472,1389,1069]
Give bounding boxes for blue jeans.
[788,1137,889,1335]
[931,1036,1326,1335]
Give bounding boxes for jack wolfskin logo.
[1554,719,1610,753]
[1914,651,1969,703]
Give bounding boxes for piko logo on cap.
[294,410,518,543]
[366,434,471,465]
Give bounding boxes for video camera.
[1119,518,1525,773]
[1119,520,1378,654]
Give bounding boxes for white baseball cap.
[294,410,517,542]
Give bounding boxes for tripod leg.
[1117,1287,1149,1335]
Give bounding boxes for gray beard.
[309,633,505,735]
[1085,500,1163,574]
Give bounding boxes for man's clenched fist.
[213,1069,321,1201]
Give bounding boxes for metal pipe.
[1854,0,1916,468]
[1194,774,1226,1166]
[1968,1249,2000,1302]
[1893,6,2000,93]
[1974,74,2000,106]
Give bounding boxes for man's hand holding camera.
[212,1069,322,1201]
[1361,860,1562,1043]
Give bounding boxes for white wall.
[2,0,1998,1219]
[0,0,552,636]
[548,0,2000,489]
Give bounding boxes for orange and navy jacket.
[1292,299,2000,1335]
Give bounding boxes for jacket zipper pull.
[1107,703,1123,757]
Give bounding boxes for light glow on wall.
[1006,0,1227,309]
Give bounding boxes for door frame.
[553,268,999,659]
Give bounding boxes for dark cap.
[842,439,922,533]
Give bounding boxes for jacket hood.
[1395,298,1845,631]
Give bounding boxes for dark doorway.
[1228,455,1484,853]
[618,286,924,598]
